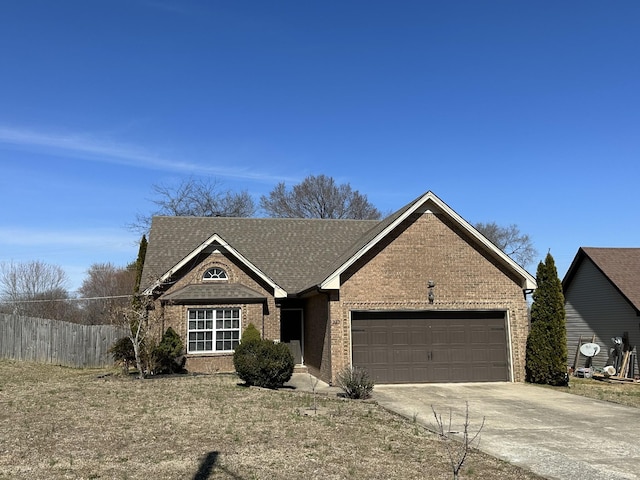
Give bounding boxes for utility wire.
[1,294,134,304]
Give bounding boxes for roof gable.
[320,191,536,291]
[563,247,640,313]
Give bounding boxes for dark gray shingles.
[162,283,266,302]
[141,216,379,293]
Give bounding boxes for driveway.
[373,383,640,480]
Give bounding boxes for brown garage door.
[351,311,509,383]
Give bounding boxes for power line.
[1,294,134,304]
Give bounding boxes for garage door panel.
[471,365,490,381]
[370,367,391,383]
[411,348,428,362]
[411,366,428,382]
[431,365,450,382]
[410,330,428,345]
[431,328,449,345]
[393,348,412,363]
[470,327,489,343]
[368,347,390,365]
[392,331,410,345]
[488,327,506,343]
[370,330,389,345]
[352,311,509,383]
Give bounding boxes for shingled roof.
[141,191,537,296]
[564,247,640,313]
[141,216,378,293]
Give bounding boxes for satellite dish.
[580,342,601,357]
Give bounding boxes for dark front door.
[281,309,303,364]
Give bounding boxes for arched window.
[203,267,228,281]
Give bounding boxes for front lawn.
[0,360,542,480]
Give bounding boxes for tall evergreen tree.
[133,235,147,295]
[525,252,568,385]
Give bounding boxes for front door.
[281,309,303,364]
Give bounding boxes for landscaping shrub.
[108,336,137,373]
[241,322,262,343]
[233,335,294,389]
[232,323,262,385]
[151,327,186,374]
[336,365,374,399]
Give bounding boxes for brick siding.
[329,211,530,382]
[153,250,279,373]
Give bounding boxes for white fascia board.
[320,191,434,290]
[320,191,537,291]
[435,195,537,290]
[147,233,287,298]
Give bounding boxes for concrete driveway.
[373,383,640,480]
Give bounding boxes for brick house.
[141,191,536,384]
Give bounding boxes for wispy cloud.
[0,126,295,183]
[0,226,138,252]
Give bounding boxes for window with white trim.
[187,308,240,353]
[203,267,228,280]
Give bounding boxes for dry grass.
[551,376,640,408]
[0,360,543,480]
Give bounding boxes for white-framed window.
[187,308,240,353]
[203,267,228,280]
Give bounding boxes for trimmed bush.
[152,327,186,374]
[233,338,294,389]
[336,365,374,399]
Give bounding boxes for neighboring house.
[563,247,640,372]
[141,191,536,384]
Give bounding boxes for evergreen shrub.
[233,326,294,389]
[152,327,186,374]
[525,252,568,386]
[241,323,262,343]
[109,336,136,373]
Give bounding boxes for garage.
[351,310,510,383]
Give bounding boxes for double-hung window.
[187,308,241,353]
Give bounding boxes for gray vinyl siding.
[565,258,639,372]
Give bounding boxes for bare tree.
[77,263,136,324]
[475,222,538,268]
[260,175,382,220]
[115,301,150,379]
[131,177,256,233]
[0,260,74,320]
[432,402,485,480]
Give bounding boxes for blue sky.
[1,1,638,291]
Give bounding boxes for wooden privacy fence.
[0,313,126,368]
